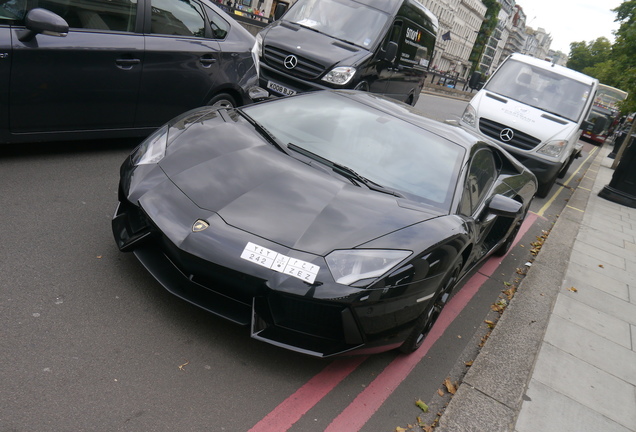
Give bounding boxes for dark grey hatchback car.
[0,0,258,143]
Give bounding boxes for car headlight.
[322,66,357,86]
[537,140,567,158]
[252,33,263,76]
[461,104,477,127]
[326,249,412,286]
[132,125,169,166]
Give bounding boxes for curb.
[434,146,606,432]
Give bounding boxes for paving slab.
[531,343,636,430]
[543,314,636,385]
[515,379,632,432]
[552,294,632,348]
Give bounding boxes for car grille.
[263,46,326,79]
[267,292,345,340]
[479,118,541,150]
[160,235,266,305]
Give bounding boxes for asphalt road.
[0,95,598,431]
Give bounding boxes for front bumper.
[112,182,423,357]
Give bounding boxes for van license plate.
[267,81,297,96]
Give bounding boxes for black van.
[253,0,438,105]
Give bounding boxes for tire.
[536,174,558,198]
[399,257,463,354]
[494,214,525,257]
[207,93,236,110]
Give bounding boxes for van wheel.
[207,93,236,109]
[354,81,369,92]
[536,174,557,198]
[399,258,463,354]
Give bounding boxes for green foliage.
[565,1,636,113]
[468,0,500,68]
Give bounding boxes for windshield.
[242,92,465,211]
[282,0,389,48]
[485,59,593,122]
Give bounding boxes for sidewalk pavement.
[435,143,636,432]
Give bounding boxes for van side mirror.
[468,71,482,90]
[382,41,398,63]
[273,3,288,20]
[18,8,69,42]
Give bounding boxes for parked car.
[112,90,537,357]
[0,0,257,144]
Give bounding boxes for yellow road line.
[537,146,598,217]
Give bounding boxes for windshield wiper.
[238,111,289,154]
[287,143,404,197]
[293,22,359,48]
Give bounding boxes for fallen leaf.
[484,320,495,328]
[465,360,474,367]
[178,360,190,371]
[437,388,444,397]
[415,399,429,413]
[395,427,407,432]
[443,378,457,394]
[598,264,604,268]
[568,286,578,293]
[96,255,102,259]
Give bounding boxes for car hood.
[262,21,370,69]
[158,116,442,256]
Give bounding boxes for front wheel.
[536,173,558,198]
[399,257,463,353]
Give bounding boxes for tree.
[566,37,611,72]
[609,0,636,112]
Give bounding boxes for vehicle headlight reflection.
[132,125,169,166]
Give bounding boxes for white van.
[460,53,598,197]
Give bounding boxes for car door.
[458,147,500,263]
[0,22,11,140]
[9,0,143,134]
[134,0,223,128]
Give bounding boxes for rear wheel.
[399,257,463,354]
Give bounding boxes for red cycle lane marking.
[248,356,367,432]
[250,214,539,431]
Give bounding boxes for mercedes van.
[252,0,438,105]
[460,53,598,197]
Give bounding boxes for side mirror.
[382,41,398,63]
[487,194,523,218]
[468,71,482,90]
[18,8,69,42]
[273,3,288,20]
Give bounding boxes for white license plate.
[267,81,297,96]
[240,242,319,284]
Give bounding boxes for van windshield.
[283,0,389,49]
[485,59,593,122]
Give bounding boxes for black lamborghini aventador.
[112,90,537,357]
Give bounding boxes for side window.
[151,0,206,37]
[36,0,137,32]
[204,6,229,39]
[460,149,497,216]
[0,0,27,23]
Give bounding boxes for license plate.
[240,242,319,284]
[267,81,297,96]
